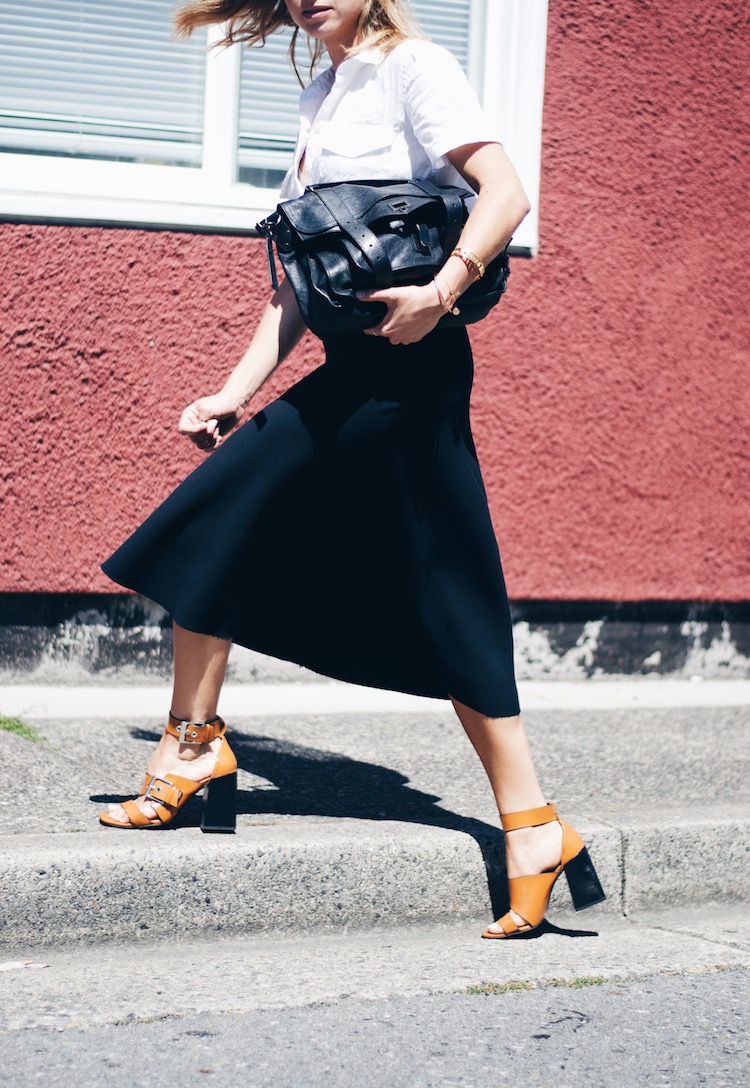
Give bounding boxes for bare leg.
[170,622,232,722]
[450,696,563,932]
[105,623,232,824]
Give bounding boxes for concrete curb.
[3,816,749,951]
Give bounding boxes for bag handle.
[313,186,394,288]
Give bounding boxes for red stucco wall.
[1,0,749,599]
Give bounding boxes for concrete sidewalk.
[0,680,748,950]
[2,908,749,1033]
[3,677,750,718]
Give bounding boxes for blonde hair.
[173,1,422,83]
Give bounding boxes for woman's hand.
[178,391,247,452]
[356,283,445,345]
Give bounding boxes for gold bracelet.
[433,277,461,316]
[450,247,486,281]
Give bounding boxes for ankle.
[498,799,549,821]
[159,731,213,763]
[176,740,211,761]
[504,821,563,874]
[505,822,559,846]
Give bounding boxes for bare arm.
[357,142,530,345]
[179,275,307,450]
[441,141,531,291]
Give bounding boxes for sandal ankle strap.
[167,712,226,745]
[500,802,558,833]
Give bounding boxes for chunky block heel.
[481,803,606,939]
[564,845,606,911]
[201,770,237,834]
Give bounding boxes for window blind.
[413,0,472,69]
[237,0,473,185]
[237,26,300,187]
[0,0,206,166]
[0,1,475,181]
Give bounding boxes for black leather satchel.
[256,178,510,338]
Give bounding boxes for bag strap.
[265,234,280,291]
[409,179,466,255]
[313,186,394,288]
[255,213,281,290]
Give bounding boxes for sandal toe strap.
[483,911,526,938]
[120,798,159,827]
[496,913,519,936]
[108,774,209,829]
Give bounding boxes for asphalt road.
[2,969,747,1088]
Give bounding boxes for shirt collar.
[298,45,385,118]
[344,46,384,67]
[301,45,384,93]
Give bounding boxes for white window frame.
[0,0,547,255]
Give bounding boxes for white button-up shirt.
[278,39,501,203]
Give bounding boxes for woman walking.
[100,0,605,938]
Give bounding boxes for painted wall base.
[0,595,748,685]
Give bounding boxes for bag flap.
[279,181,473,239]
[332,181,470,221]
[280,193,341,238]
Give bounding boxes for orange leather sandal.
[99,713,237,833]
[482,802,605,938]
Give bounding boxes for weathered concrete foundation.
[1,594,748,684]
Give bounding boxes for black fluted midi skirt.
[102,326,520,718]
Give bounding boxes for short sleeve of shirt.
[399,41,501,168]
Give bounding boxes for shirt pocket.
[320,122,394,159]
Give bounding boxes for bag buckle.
[415,222,431,255]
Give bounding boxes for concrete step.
[3,815,749,950]
[0,682,748,949]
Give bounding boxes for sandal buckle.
[176,721,204,744]
[144,775,182,805]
